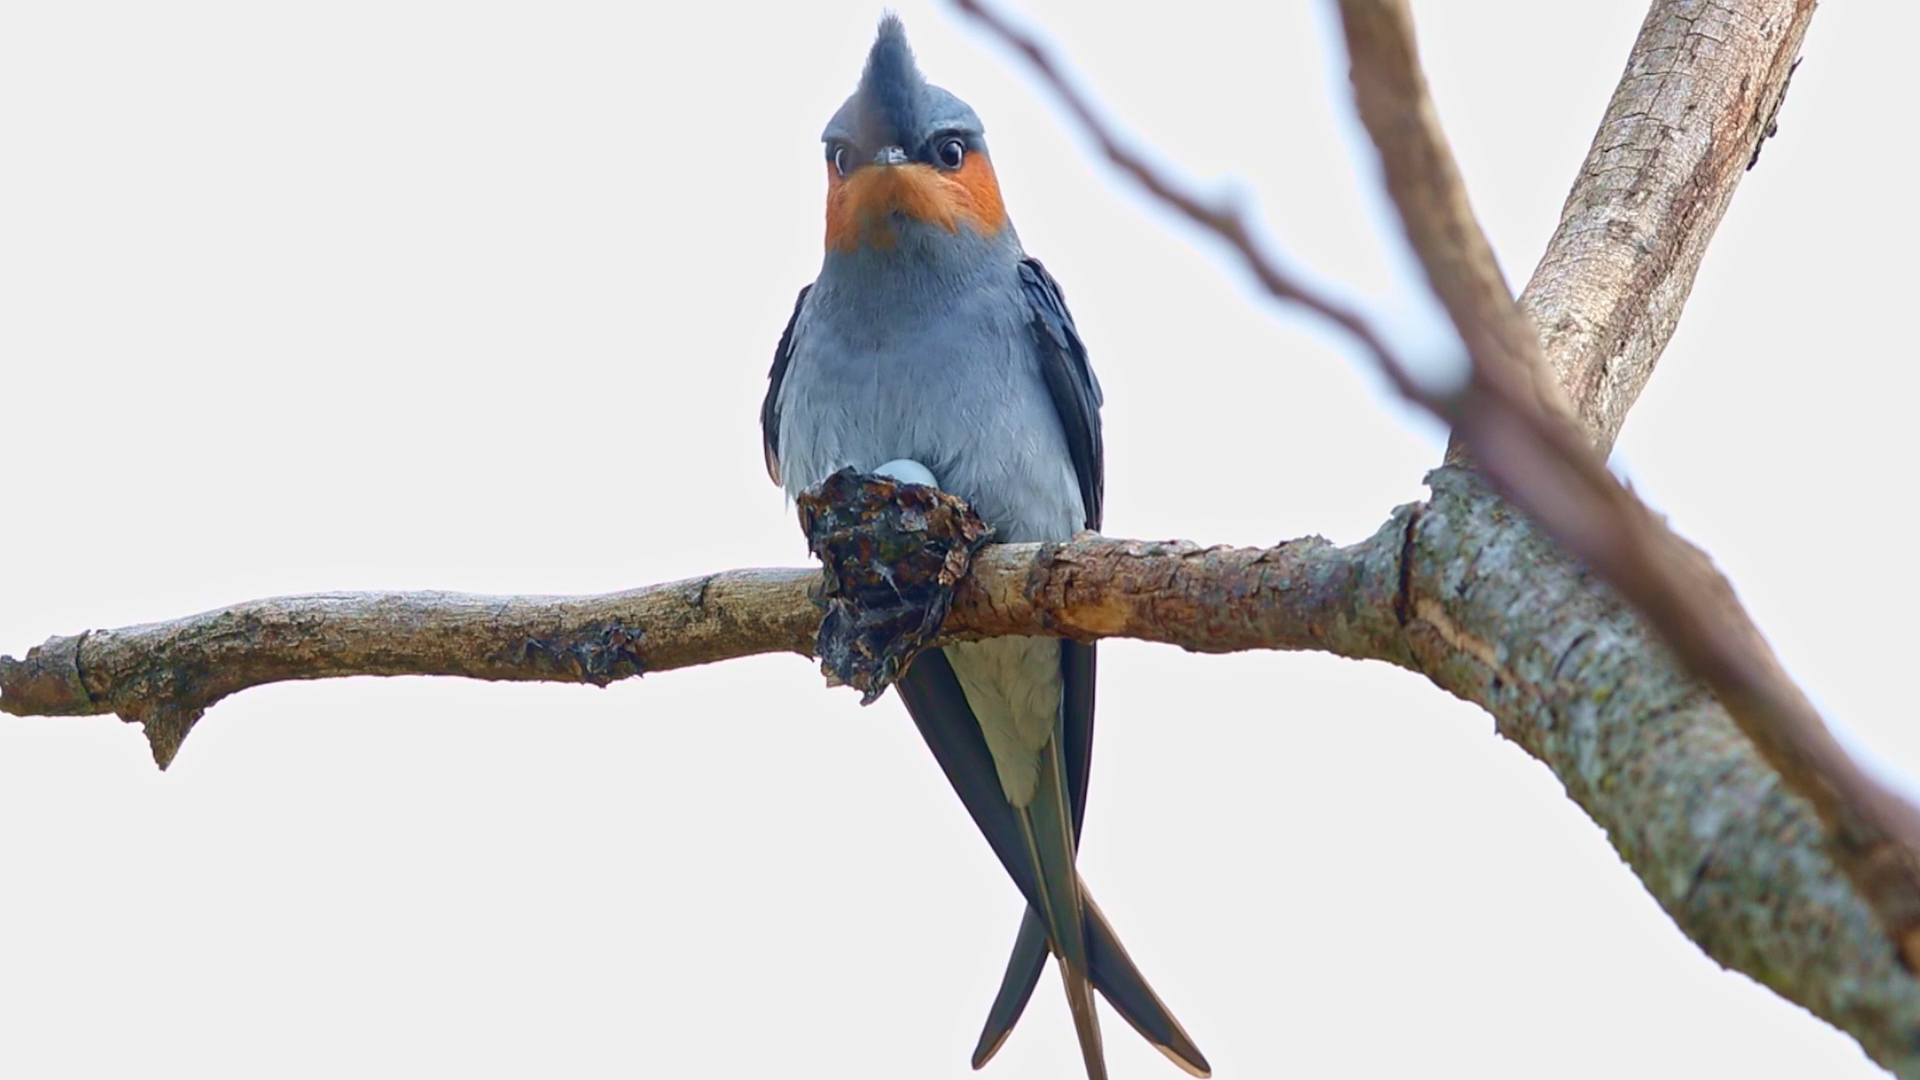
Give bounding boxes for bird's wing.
[1017,250,1103,810]
[1017,257,1104,533]
[895,649,1042,898]
[1014,255,1103,838]
[760,284,812,486]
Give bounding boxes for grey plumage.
[762,15,1205,1079]
[774,224,1084,549]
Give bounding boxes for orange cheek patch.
[951,153,1007,236]
[824,157,1010,253]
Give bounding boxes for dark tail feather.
[969,638,1203,1076]
[896,650,1201,1074]
[1059,954,1108,1080]
[974,892,1211,1077]
[1019,735,1106,1080]
[1086,893,1212,1078]
[971,909,1048,1068]
[977,640,1099,1068]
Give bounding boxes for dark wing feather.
[895,651,1042,904]
[1017,255,1104,820]
[760,285,812,485]
[1018,257,1104,531]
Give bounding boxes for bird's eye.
[832,144,853,177]
[935,137,966,170]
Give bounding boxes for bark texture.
[1404,469,1920,1073]
[1522,0,1815,453]
[0,533,1406,767]
[1335,4,1920,1067]
[0,571,820,767]
[1338,0,1920,998]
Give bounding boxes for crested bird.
[761,16,1209,1080]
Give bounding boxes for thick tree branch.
[1341,3,1920,1071]
[1404,469,1920,1074]
[1337,0,1920,997]
[1522,0,1815,453]
[1342,2,1920,1068]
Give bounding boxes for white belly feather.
[945,636,1061,808]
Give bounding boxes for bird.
[760,15,1209,1080]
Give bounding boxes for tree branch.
[0,533,1407,768]
[1339,2,1920,1067]
[1337,0,1920,997]
[1521,0,1815,453]
[1404,468,1920,1074]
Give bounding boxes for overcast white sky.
[1,2,1912,1077]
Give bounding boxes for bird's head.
[821,15,1008,254]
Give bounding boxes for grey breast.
[775,222,1086,545]
[776,220,1084,805]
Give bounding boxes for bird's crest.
[856,14,926,149]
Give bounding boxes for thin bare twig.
[948,0,1447,414]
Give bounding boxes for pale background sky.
[0,2,1910,1077]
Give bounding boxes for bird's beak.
[873,145,909,167]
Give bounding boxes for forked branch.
[963,0,1920,981]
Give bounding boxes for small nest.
[797,468,994,703]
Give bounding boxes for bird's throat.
[825,158,1007,253]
